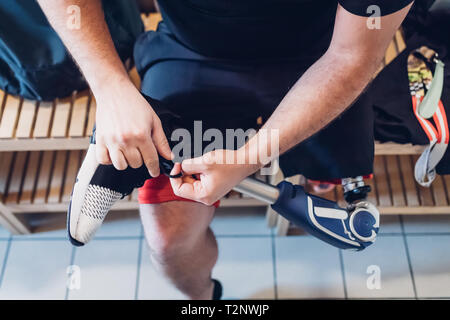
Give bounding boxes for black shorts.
[134,22,374,181]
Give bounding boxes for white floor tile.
[13,228,66,239]
[276,236,344,299]
[0,226,10,238]
[211,207,271,236]
[403,215,450,234]
[343,236,414,298]
[94,216,142,238]
[137,244,187,300]
[213,237,274,299]
[68,239,139,300]
[407,235,450,298]
[0,240,72,299]
[379,215,402,234]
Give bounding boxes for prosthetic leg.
[234,176,379,250]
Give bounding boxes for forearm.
[239,51,382,172]
[37,0,130,94]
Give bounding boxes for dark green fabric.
[0,0,143,101]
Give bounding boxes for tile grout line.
[399,215,418,299]
[270,228,278,300]
[0,235,12,288]
[64,246,77,300]
[134,227,144,300]
[338,249,348,299]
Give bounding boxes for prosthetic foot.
[235,176,379,250]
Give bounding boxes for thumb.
[181,157,208,174]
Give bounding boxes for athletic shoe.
[67,95,181,246]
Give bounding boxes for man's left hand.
[169,149,259,206]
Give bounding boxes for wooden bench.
[0,13,448,236]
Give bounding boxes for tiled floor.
[0,209,450,300]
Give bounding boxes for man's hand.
[95,80,172,176]
[169,149,259,205]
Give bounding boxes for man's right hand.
[95,78,173,177]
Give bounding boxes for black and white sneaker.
[67,95,181,246]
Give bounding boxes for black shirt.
[156,0,414,60]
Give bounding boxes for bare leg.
[140,201,218,300]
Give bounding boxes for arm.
[170,3,413,205]
[37,0,171,176]
[250,3,413,158]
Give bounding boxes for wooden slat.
[50,100,71,138]
[34,151,54,204]
[143,13,162,31]
[431,175,449,207]
[375,143,425,155]
[385,155,406,207]
[16,100,37,138]
[395,30,406,52]
[365,178,378,205]
[47,150,67,203]
[373,156,392,207]
[385,40,398,65]
[85,97,96,137]
[0,202,31,235]
[33,101,54,138]
[19,151,40,204]
[0,152,14,200]
[61,150,81,202]
[68,95,89,137]
[443,174,450,205]
[5,152,28,204]
[0,95,22,138]
[417,181,436,206]
[129,67,141,89]
[397,155,420,206]
[0,90,5,117]
[0,137,89,151]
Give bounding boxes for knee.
[140,202,214,261]
[148,226,192,261]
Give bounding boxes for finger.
[139,141,160,177]
[169,170,204,201]
[96,143,112,165]
[122,148,143,169]
[108,147,128,171]
[152,118,173,160]
[181,157,208,175]
[170,162,182,177]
